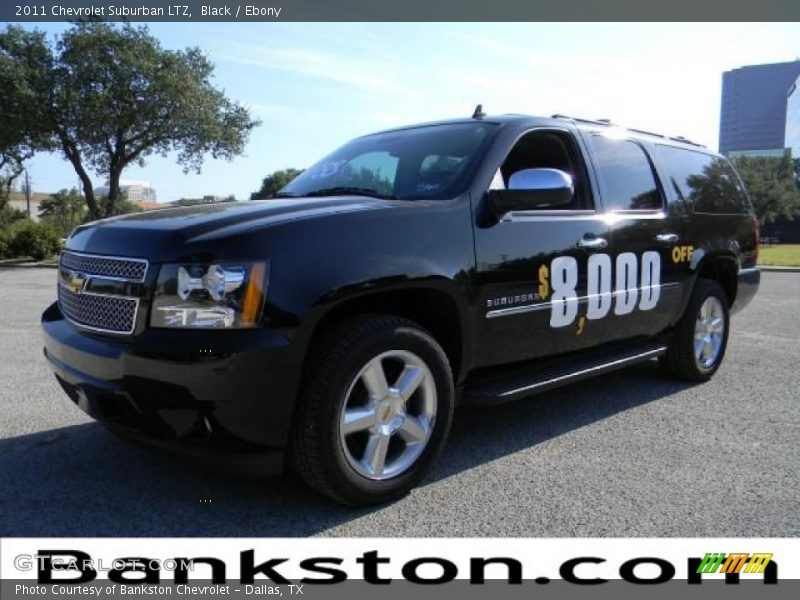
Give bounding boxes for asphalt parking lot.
[0,267,798,537]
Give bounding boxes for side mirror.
[488,168,574,215]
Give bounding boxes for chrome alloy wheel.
[694,296,726,370]
[338,350,437,481]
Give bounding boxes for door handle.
[656,233,680,244]
[577,236,608,250]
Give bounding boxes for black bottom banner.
[2,580,798,599]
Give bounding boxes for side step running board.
[462,342,667,405]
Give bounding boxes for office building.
[719,61,800,157]
[786,74,800,159]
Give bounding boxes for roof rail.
[551,114,614,127]
[669,135,706,148]
[628,127,666,139]
[551,114,705,148]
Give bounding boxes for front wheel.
[660,279,730,382]
[290,315,454,505]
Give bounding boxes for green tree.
[251,168,304,199]
[0,23,259,220]
[0,159,23,209]
[38,188,85,237]
[0,28,54,208]
[0,171,18,209]
[732,151,800,226]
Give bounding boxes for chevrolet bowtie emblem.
[67,272,87,294]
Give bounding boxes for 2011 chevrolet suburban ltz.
[42,112,760,505]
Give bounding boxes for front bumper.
[731,267,760,315]
[42,301,304,475]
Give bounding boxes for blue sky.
[6,22,800,202]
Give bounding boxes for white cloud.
[215,46,420,98]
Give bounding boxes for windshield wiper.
[272,191,299,198]
[303,187,396,200]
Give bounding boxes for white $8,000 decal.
[549,251,661,328]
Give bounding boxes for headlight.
[151,261,269,329]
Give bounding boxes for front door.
[472,128,610,368]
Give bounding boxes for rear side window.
[655,145,750,214]
[589,136,662,211]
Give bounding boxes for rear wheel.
[290,315,454,505]
[660,279,730,381]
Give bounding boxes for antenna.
[472,104,486,120]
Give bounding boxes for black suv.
[42,113,760,505]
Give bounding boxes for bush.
[3,220,62,260]
[0,231,9,259]
[0,205,26,228]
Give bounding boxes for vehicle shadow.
[0,361,692,537]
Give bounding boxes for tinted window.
[655,145,750,214]
[281,123,498,200]
[590,136,662,211]
[498,131,592,210]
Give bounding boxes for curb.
[0,259,58,269]
[758,265,800,273]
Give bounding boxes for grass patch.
[758,244,800,267]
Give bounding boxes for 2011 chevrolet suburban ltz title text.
[42,112,760,505]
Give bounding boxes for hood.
[67,197,392,258]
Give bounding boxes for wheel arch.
[693,253,739,307]
[305,284,469,384]
[672,252,738,324]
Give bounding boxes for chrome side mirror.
[489,168,574,215]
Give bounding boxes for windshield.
[280,122,498,200]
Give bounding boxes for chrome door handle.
[577,236,608,250]
[656,233,679,244]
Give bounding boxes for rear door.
[654,144,758,304]
[580,132,687,341]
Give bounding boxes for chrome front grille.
[58,251,148,335]
[60,250,147,282]
[58,286,139,334]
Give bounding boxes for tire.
[660,278,730,382]
[289,315,454,505]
